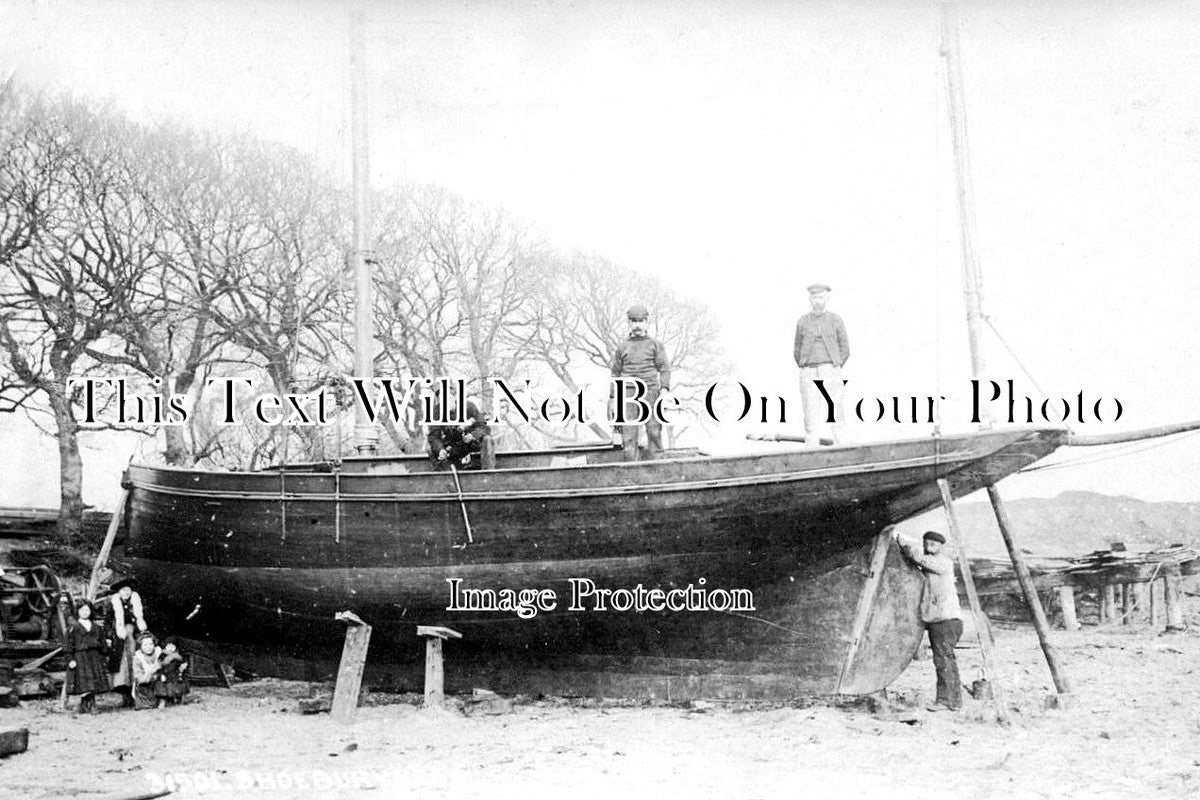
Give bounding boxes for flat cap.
[626,304,649,320]
[807,283,832,294]
[922,531,946,544]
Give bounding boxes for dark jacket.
[427,400,488,469]
[610,335,671,390]
[793,311,849,368]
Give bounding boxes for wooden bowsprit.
[331,611,372,723]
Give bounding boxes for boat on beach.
[98,5,1194,701]
[115,426,1066,698]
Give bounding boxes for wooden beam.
[986,485,1073,696]
[87,487,129,601]
[1121,582,1133,625]
[16,647,62,673]
[937,479,1009,724]
[480,435,497,470]
[331,611,372,724]
[1164,567,1185,631]
[835,527,893,694]
[1149,577,1161,628]
[1102,583,1116,624]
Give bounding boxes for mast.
[350,5,379,454]
[940,2,990,399]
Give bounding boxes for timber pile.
[1062,544,1199,582]
[0,507,112,540]
[970,545,1198,596]
[970,556,1072,596]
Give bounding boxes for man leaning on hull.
[793,282,849,445]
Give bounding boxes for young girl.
[154,637,189,708]
[66,600,110,715]
[107,578,146,708]
[131,632,162,710]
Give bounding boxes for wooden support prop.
[417,625,462,707]
[1150,577,1162,628]
[1164,567,1185,631]
[1057,586,1080,631]
[1135,582,1150,625]
[937,480,1009,724]
[87,487,129,601]
[986,485,1073,696]
[836,527,894,694]
[1121,582,1133,625]
[1102,583,1116,624]
[331,611,372,724]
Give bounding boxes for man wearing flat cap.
[610,304,671,460]
[894,529,963,712]
[793,283,849,445]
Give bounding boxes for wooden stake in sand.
[417,625,461,708]
[1149,578,1161,628]
[986,485,1073,697]
[331,611,372,724]
[1163,566,1185,631]
[937,480,1009,724]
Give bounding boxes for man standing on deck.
[894,530,963,712]
[610,304,672,461]
[793,283,849,445]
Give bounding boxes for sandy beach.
[1,595,1196,800]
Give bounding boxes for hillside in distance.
[905,491,1200,559]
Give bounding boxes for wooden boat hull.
[116,427,1066,698]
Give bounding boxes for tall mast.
[350,5,379,454]
[940,3,990,396]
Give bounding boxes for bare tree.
[0,93,155,541]
[526,251,729,446]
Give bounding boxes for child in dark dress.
[154,637,189,707]
[66,600,110,715]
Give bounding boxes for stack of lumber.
[0,507,112,540]
[1062,544,1199,584]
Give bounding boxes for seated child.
[154,637,189,708]
[131,632,162,710]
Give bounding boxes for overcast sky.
[3,0,1200,507]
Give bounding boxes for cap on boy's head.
[922,531,946,544]
[807,283,832,294]
[626,304,649,321]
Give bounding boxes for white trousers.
[799,364,843,443]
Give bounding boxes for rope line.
[1020,429,1200,473]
